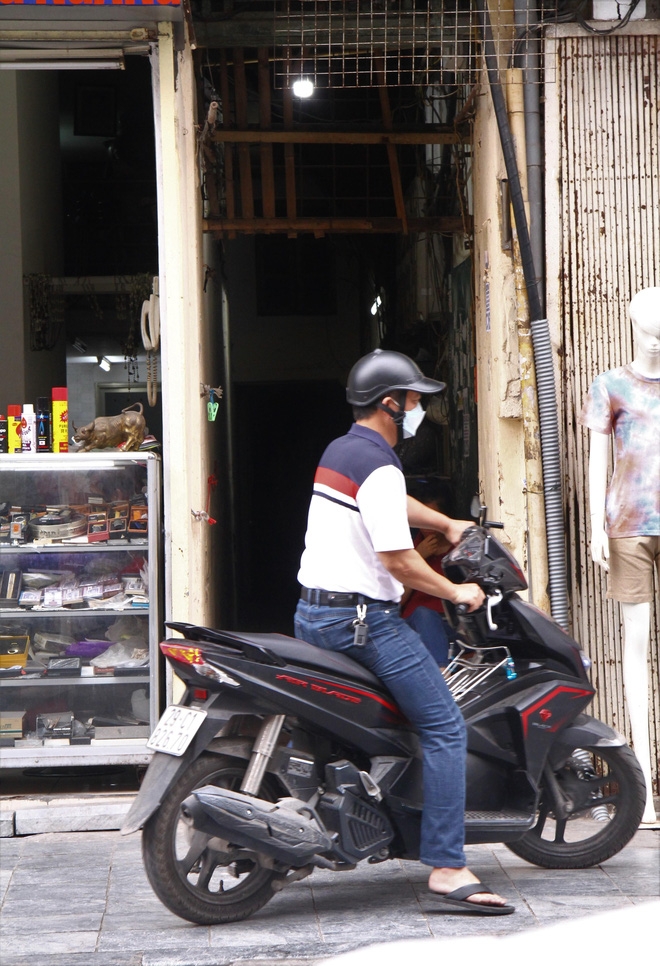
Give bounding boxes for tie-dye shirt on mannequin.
[580,364,660,538]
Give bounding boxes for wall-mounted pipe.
[476,0,569,629]
[514,1,544,315]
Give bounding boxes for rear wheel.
[506,744,646,868]
[142,754,281,924]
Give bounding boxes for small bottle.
[21,404,36,452]
[505,656,517,681]
[51,387,68,453]
[0,415,7,454]
[7,405,22,453]
[36,397,51,453]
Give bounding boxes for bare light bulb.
[292,77,314,98]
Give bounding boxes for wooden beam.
[282,67,297,228]
[203,216,468,235]
[375,57,407,235]
[233,47,254,219]
[210,129,465,145]
[257,47,276,219]
[218,51,236,237]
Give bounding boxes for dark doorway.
[233,379,350,634]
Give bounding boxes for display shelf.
[3,542,148,553]
[0,675,150,688]
[0,453,161,767]
[0,609,149,618]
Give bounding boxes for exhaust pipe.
[182,786,334,868]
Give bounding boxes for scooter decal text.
[275,673,405,721]
[276,673,361,704]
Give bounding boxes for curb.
[0,792,135,836]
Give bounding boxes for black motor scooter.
[122,517,646,925]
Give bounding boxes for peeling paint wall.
[472,74,528,583]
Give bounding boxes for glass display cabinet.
[0,452,161,768]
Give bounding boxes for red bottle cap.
[52,388,68,401]
[7,405,21,417]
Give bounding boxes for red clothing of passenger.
[400,532,448,619]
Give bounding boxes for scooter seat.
[169,623,384,690]
[240,631,385,688]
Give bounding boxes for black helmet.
[346,349,446,406]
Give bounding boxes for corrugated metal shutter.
[545,27,659,788]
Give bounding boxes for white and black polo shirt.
[298,423,413,601]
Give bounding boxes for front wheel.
[142,753,282,924]
[506,744,646,869]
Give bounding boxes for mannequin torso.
[581,288,660,825]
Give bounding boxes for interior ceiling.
[192,1,483,237]
[191,0,556,237]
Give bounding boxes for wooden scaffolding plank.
[209,129,464,145]
[282,85,298,230]
[219,50,236,238]
[375,57,407,234]
[257,47,276,219]
[233,47,254,219]
[203,215,466,235]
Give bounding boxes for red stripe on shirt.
[315,466,359,500]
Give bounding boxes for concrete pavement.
[0,824,658,966]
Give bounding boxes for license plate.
[147,706,207,756]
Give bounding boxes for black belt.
[300,588,395,607]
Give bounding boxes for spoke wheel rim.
[172,767,273,904]
[533,749,622,847]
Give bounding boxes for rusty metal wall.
[545,26,659,791]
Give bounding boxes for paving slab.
[0,827,657,966]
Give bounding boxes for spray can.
[7,405,22,453]
[51,387,68,453]
[36,397,51,453]
[0,415,7,454]
[21,404,36,453]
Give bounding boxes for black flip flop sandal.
[425,883,515,915]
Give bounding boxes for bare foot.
[428,866,509,907]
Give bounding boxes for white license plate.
[147,706,207,756]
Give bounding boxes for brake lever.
[486,590,504,630]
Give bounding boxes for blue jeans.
[404,606,456,666]
[294,598,467,868]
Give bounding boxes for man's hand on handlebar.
[444,519,475,547]
[451,583,485,613]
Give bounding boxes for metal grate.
[272,0,560,89]
[442,643,512,703]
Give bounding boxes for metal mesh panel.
[272,0,559,89]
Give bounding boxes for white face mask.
[402,402,425,439]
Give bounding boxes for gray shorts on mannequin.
[607,535,660,604]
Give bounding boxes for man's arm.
[406,495,473,546]
[378,548,484,612]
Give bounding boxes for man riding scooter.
[295,348,515,914]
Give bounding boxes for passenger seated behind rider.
[400,478,458,668]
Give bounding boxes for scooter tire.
[142,753,281,924]
[506,744,646,869]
